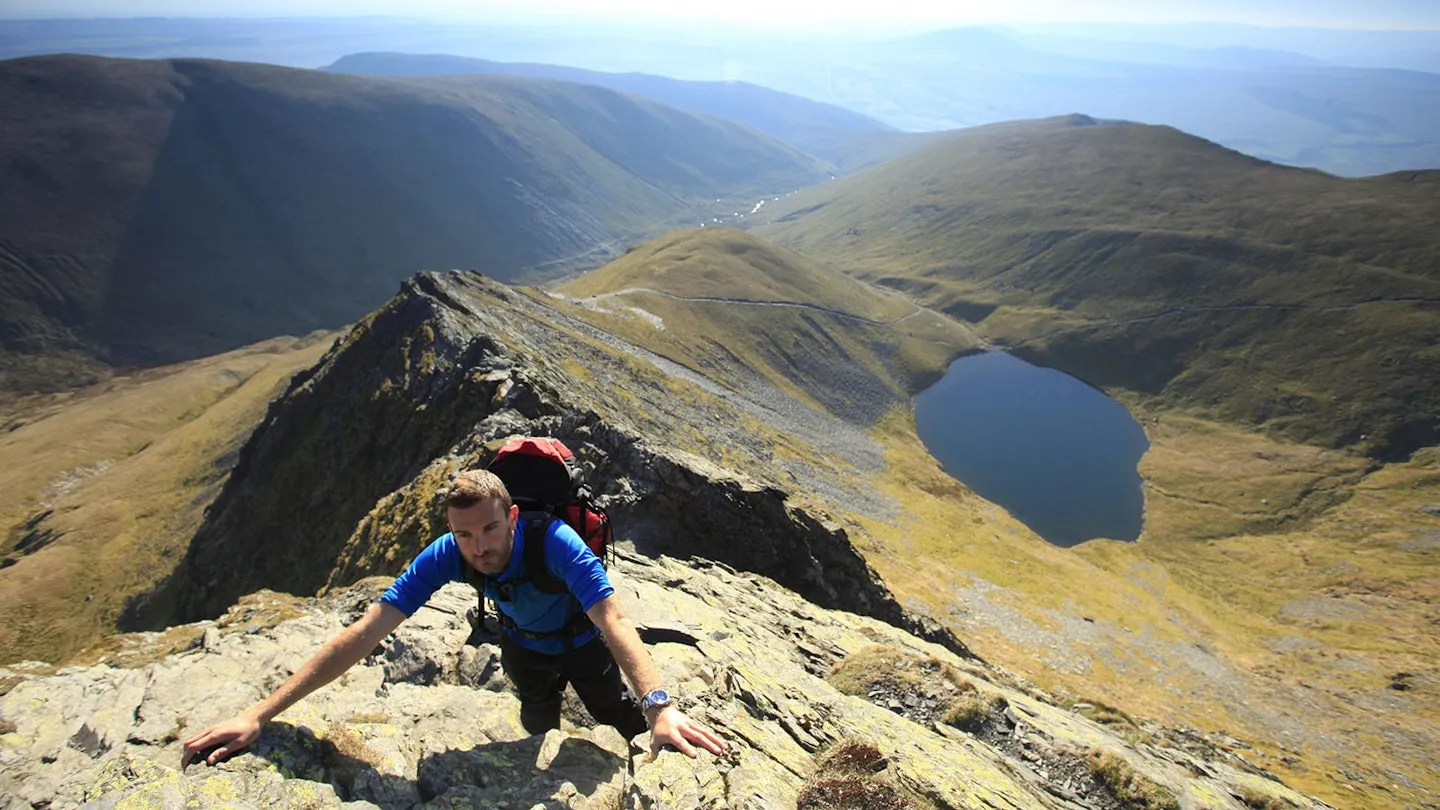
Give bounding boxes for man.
[182,469,726,768]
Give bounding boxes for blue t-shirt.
[380,518,613,654]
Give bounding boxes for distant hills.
[324,52,941,172]
[757,115,1440,459]
[725,27,1440,177]
[0,54,827,391]
[4,18,1438,176]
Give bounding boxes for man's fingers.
[693,727,727,755]
[207,746,230,766]
[181,731,216,768]
[686,724,727,755]
[183,729,214,751]
[650,732,696,758]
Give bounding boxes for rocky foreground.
[2,549,1322,809]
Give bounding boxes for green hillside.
[555,228,980,422]
[0,54,826,392]
[756,115,1440,459]
[325,52,940,173]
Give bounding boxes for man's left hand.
[649,706,728,757]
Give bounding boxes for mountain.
[323,52,939,172]
[998,30,1330,70]
[1003,22,1440,72]
[10,19,1440,175]
[0,54,826,392]
[755,115,1440,460]
[679,26,1440,176]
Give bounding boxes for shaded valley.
[325,52,947,173]
[0,54,826,392]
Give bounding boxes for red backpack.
[485,436,612,594]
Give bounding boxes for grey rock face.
[163,271,924,656]
[1,559,1325,810]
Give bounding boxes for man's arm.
[585,595,727,757]
[181,602,406,768]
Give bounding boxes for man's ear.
[508,503,520,522]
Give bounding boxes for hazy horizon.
[3,0,1440,35]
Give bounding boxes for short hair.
[442,469,511,510]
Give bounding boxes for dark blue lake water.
[914,352,1149,547]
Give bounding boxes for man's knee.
[519,695,563,735]
[501,637,566,734]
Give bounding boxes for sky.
[4,0,1440,32]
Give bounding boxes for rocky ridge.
[152,270,929,646]
[0,549,1323,809]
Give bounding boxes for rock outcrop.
[1,550,1324,809]
[149,270,958,656]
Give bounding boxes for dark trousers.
[499,634,649,739]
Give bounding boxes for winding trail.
[574,286,942,328]
[573,289,1440,359]
[574,287,894,324]
[1007,297,1440,347]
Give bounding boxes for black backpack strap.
[462,564,495,645]
[518,512,594,650]
[520,511,566,594]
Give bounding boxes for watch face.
[644,689,671,707]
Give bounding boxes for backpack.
[468,437,612,641]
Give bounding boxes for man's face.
[448,497,518,576]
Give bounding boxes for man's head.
[443,469,519,576]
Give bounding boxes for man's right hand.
[181,715,262,769]
[177,603,405,771]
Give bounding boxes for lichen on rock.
[0,554,1330,810]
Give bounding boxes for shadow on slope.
[325,51,946,173]
[0,55,827,383]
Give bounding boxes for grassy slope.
[755,116,1440,459]
[554,230,1439,804]
[554,228,981,419]
[0,332,335,664]
[853,407,1440,809]
[0,54,825,388]
[1080,413,1440,809]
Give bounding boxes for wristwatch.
[640,688,673,715]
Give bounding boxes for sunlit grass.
[0,333,336,664]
